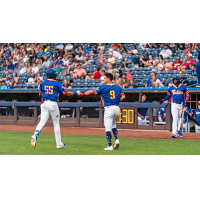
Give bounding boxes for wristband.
[73,92,77,96]
[82,92,86,96]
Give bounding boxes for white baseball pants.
[36,100,63,148]
[182,122,190,132]
[195,124,200,133]
[171,103,183,135]
[104,105,120,132]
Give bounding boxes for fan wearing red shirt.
[86,67,101,80]
[171,56,182,70]
[186,53,195,68]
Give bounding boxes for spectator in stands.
[139,55,147,67]
[145,54,156,68]
[164,57,173,71]
[121,73,130,88]
[68,56,73,66]
[65,43,73,52]
[57,56,64,66]
[131,45,138,55]
[45,46,52,58]
[145,72,164,87]
[7,78,16,89]
[170,43,180,52]
[26,62,32,73]
[19,63,26,74]
[168,71,188,86]
[159,44,172,58]
[138,43,146,49]
[6,61,15,71]
[23,51,29,63]
[97,63,105,73]
[122,52,134,68]
[31,62,39,74]
[114,73,121,86]
[98,53,106,65]
[42,56,51,68]
[192,43,199,50]
[83,44,91,54]
[138,95,150,125]
[168,56,182,71]
[111,49,123,62]
[106,64,118,75]
[87,55,96,65]
[13,57,18,65]
[72,63,87,80]
[151,75,164,88]
[98,43,105,51]
[86,67,101,80]
[56,43,64,51]
[186,53,195,68]
[26,73,35,84]
[189,64,197,78]
[35,72,43,83]
[75,52,84,62]
[63,80,71,89]
[67,62,75,75]
[54,63,62,76]
[59,64,68,76]
[178,58,189,70]
[0,80,6,89]
[143,43,154,49]
[14,64,21,73]
[125,69,133,79]
[106,53,116,66]
[100,70,105,83]
[181,43,192,57]
[128,78,137,88]
[155,55,164,71]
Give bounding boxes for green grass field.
[0,131,200,155]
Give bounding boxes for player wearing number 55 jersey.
[31,69,78,149]
[81,73,125,150]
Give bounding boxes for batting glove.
[183,101,187,107]
[159,99,164,105]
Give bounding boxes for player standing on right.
[194,100,200,133]
[159,76,190,138]
[80,73,125,150]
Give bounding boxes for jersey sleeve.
[93,85,103,95]
[120,87,125,96]
[39,83,42,95]
[167,87,172,96]
[57,83,68,95]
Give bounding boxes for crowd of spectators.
[0,43,199,90]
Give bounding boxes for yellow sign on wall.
[117,109,134,124]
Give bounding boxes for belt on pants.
[44,100,57,103]
[105,105,118,108]
[173,102,183,104]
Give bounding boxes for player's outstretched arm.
[81,90,94,96]
[120,94,125,101]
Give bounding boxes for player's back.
[40,79,64,102]
[96,84,123,106]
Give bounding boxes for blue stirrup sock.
[106,131,112,147]
[34,130,41,140]
[112,128,118,141]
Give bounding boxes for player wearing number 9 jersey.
[81,73,125,150]
[31,68,78,149]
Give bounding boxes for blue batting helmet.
[173,76,180,84]
[46,68,57,78]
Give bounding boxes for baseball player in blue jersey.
[182,106,193,132]
[157,107,166,122]
[31,68,79,149]
[80,73,125,150]
[194,100,200,133]
[159,76,190,138]
[196,54,200,84]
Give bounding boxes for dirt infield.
[1,124,200,140]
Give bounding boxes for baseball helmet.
[46,68,57,78]
[173,76,180,84]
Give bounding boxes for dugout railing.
[0,101,172,131]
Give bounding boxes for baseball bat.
[184,112,200,126]
[178,106,185,131]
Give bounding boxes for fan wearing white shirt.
[131,45,138,55]
[151,75,164,88]
[100,70,105,83]
[32,62,39,73]
[65,43,73,51]
[111,50,123,61]
[27,73,35,84]
[159,45,172,58]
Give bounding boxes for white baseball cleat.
[171,134,177,138]
[57,143,66,149]
[114,139,120,149]
[31,135,36,149]
[104,146,113,150]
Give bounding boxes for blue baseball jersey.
[167,84,190,103]
[183,107,193,123]
[194,108,200,123]
[93,84,124,107]
[157,108,166,122]
[137,100,150,117]
[39,79,67,102]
